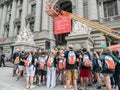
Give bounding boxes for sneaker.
[64,85,72,89]
[26,85,29,89]
[61,82,63,85]
[103,84,106,87]
[64,85,66,88]
[16,78,19,81]
[12,74,17,77]
[85,88,89,90]
[78,87,83,90]
[50,86,55,88]
[30,85,35,89]
[88,83,92,86]
[96,86,102,89]
[42,82,46,86]
[47,86,50,88]
[92,80,97,84]
[70,85,73,89]
[38,83,41,87]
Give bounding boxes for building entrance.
[54,0,72,46]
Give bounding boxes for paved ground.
[0,66,106,90]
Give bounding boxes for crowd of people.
[10,45,120,90]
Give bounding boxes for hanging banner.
[54,15,71,34]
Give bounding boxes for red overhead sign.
[54,15,71,34]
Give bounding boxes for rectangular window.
[7,28,9,38]
[10,4,12,10]
[31,4,36,13]
[30,22,34,32]
[20,0,23,5]
[103,0,118,17]
[9,14,11,22]
[19,10,22,18]
[17,26,20,35]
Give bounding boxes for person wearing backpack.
[64,45,80,90]
[17,51,25,81]
[79,48,92,90]
[92,52,102,89]
[100,45,120,90]
[112,50,120,90]
[56,49,65,85]
[37,48,48,87]
[46,49,56,88]
[12,49,20,77]
[25,51,37,89]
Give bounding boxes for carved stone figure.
[70,21,91,35]
[15,27,35,45]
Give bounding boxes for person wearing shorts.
[37,48,48,87]
[64,45,80,90]
[79,48,91,90]
[12,49,20,77]
[92,52,102,89]
[17,51,25,80]
[25,51,37,89]
[100,45,120,90]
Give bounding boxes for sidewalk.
[0,67,105,90]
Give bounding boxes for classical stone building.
[0,0,120,55]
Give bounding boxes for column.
[0,5,3,33]
[88,0,98,20]
[0,3,8,38]
[16,0,20,18]
[76,0,84,17]
[28,3,31,14]
[34,0,42,31]
[49,17,55,48]
[9,0,17,37]
[98,1,104,22]
[41,0,49,31]
[20,0,28,31]
[117,0,120,15]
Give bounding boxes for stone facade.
[0,0,120,56]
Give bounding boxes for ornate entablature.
[0,0,12,7]
[0,0,8,5]
[25,13,35,23]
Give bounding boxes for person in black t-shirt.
[79,48,92,90]
[17,51,25,80]
[64,45,80,90]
